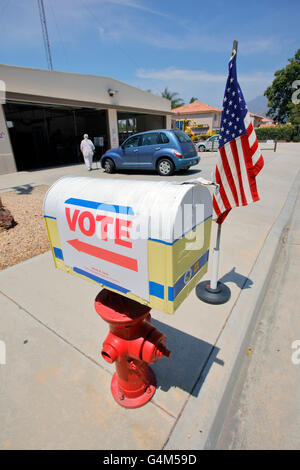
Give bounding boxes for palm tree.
[189,97,198,103]
[161,87,184,109]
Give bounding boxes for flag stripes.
[213,112,264,224]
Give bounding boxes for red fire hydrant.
[95,289,171,409]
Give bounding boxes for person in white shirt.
[80,134,95,171]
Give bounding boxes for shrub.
[255,124,296,142]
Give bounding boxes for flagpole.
[195,41,238,305]
[210,223,222,290]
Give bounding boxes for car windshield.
[173,130,192,143]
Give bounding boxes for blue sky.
[0,0,299,107]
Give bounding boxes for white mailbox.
[43,176,212,314]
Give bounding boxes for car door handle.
[155,147,161,150]
[133,149,138,152]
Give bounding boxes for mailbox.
[43,176,212,314]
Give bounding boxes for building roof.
[0,63,170,114]
[249,112,267,120]
[171,101,221,115]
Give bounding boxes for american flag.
[213,52,264,224]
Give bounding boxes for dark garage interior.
[4,102,108,171]
[117,111,166,144]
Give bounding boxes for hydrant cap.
[101,343,118,363]
[95,289,150,325]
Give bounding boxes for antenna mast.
[37,0,53,70]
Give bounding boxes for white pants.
[83,152,93,170]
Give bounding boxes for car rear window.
[173,130,192,143]
[160,133,169,144]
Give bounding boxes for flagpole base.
[196,280,231,305]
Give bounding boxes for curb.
[164,169,300,450]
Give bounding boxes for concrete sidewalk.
[0,143,299,450]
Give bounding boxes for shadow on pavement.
[151,318,224,398]
[27,162,83,172]
[111,168,202,177]
[10,184,36,195]
[219,267,253,290]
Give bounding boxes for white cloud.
[134,67,274,107]
[239,39,278,54]
[99,0,171,19]
[137,67,226,82]
[137,67,273,86]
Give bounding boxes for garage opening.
[117,111,166,144]
[4,102,108,171]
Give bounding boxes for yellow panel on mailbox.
[43,176,212,314]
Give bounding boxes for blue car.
[100,129,200,176]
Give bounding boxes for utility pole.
[37,0,53,70]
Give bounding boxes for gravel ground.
[0,185,50,270]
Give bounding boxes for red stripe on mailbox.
[67,239,138,272]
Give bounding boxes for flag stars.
[218,58,248,149]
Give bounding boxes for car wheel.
[103,158,115,174]
[198,145,205,152]
[157,158,174,176]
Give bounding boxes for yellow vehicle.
[176,120,218,142]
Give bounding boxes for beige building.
[171,101,269,132]
[171,101,221,132]
[0,64,171,174]
[249,113,265,128]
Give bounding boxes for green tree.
[161,87,184,109]
[189,97,198,103]
[264,49,300,124]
